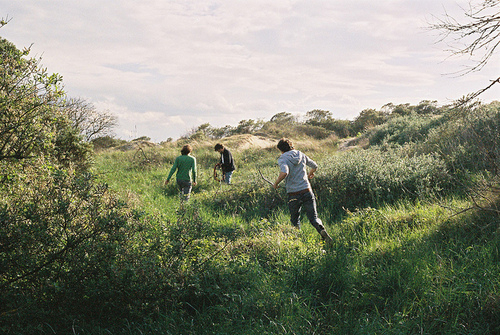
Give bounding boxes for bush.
[91,135,127,150]
[365,114,445,146]
[417,102,500,174]
[313,148,453,215]
[0,160,146,332]
[294,124,333,140]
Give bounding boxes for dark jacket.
[220,148,235,173]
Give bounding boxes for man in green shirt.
[165,144,197,201]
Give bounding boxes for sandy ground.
[227,134,277,150]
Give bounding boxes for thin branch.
[455,76,500,107]
[258,168,274,187]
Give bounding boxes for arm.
[192,157,197,186]
[165,158,178,185]
[308,167,317,180]
[305,154,318,180]
[273,172,288,189]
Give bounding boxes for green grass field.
[82,138,500,334]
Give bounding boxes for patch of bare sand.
[338,137,367,151]
[221,134,278,150]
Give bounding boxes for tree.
[62,97,117,142]
[381,102,414,117]
[431,0,500,99]
[234,119,264,134]
[328,119,353,138]
[270,111,295,123]
[352,108,388,133]
[431,2,500,215]
[415,100,440,115]
[208,125,235,139]
[305,109,332,124]
[0,37,65,160]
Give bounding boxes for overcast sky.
[2,0,499,142]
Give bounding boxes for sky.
[2,0,499,142]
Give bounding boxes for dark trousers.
[288,191,325,234]
[177,179,192,201]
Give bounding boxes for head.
[181,144,192,155]
[277,138,294,153]
[214,143,224,153]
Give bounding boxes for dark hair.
[277,138,293,152]
[181,144,192,155]
[214,143,224,151]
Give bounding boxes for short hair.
[277,138,293,152]
[214,143,224,151]
[181,144,192,155]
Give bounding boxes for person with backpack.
[165,144,197,201]
[273,138,333,244]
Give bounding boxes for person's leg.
[177,180,192,201]
[223,171,233,184]
[288,194,302,229]
[302,192,333,243]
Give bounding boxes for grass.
[0,137,488,334]
[83,140,500,334]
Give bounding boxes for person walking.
[214,143,235,184]
[273,138,333,244]
[165,144,197,202]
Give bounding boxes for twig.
[456,76,500,107]
[258,168,274,187]
[258,168,287,203]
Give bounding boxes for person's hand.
[193,182,197,186]
[308,172,315,179]
[165,179,170,186]
[273,183,279,190]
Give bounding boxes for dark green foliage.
[322,118,353,138]
[305,109,354,138]
[0,38,93,172]
[294,124,333,140]
[53,117,93,171]
[132,136,151,142]
[0,161,145,332]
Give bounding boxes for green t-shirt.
[167,154,197,182]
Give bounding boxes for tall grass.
[76,136,500,334]
[313,147,455,220]
[4,124,500,334]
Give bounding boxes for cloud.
[2,0,498,141]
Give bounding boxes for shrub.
[365,114,445,146]
[417,102,500,174]
[0,160,145,331]
[313,148,453,215]
[294,124,333,139]
[91,135,127,150]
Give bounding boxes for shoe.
[320,229,333,245]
